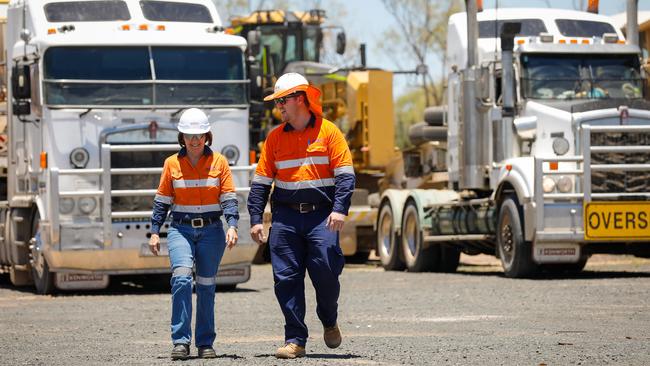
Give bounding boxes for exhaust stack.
[626,0,639,47]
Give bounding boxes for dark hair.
[178,131,212,147]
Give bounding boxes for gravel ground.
[1,254,649,365]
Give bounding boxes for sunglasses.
[184,133,205,140]
[274,93,300,106]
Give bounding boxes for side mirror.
[247,58,263,99]
[247,30,261,56]
[336,31,346,55]
[12,65,31,99]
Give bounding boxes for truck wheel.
[401,200,438,272]
[30,212,55,295]
[376,200,404,271]
[497,196,538,278]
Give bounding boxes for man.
[247,72,355,359]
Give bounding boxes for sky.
[336,0,650,96]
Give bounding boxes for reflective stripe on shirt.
[171,203,222,213]
[172,177,220,189]
[274,178,335,190]
[334,166,355,176]
[275,156,330,170]
[154,194,173,205]
[252,174,273,185]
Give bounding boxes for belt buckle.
[299,203,312,213]
[191,218,204,228]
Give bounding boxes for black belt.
[275,202,331,214]
[172,216,219,228]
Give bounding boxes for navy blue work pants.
[269,205,345,347]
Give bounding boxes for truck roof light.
[139,24,148,31]
[570,39,578,44]
[48,28,56,35]
[617,40,626,44]
[517,39,525,45]
[602,33,618,43]
[581,39,590,44]
[156,25,165,31]
[539,33,553,43]
[559,39,566,44]
[121,24,130,31]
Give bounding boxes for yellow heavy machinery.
[229,10,397,259]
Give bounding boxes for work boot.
[275,343,306,359]
[197,346,217,359]
[171,344,189,360]
[324,324,342,349]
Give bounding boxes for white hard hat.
[263,72,309,101]
[177,108,210,134]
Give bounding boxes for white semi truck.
[377,0,650,277]
[0,0,258,293]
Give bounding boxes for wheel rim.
[499,210,515,267]
[30,233,45,279]
[378,207,393,257]
[404,209,417,257]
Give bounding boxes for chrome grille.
[591,131,650,194]
[110,150,168,212]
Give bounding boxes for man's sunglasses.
[274,93,300,106]
[184,133,205,140]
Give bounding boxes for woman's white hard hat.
[177,108,210,134]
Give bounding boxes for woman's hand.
[149,233,160,256]
[226,227,238,250]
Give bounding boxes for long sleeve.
[151,159,174,234]
[218,155,239,228]
[247,137,276,225]
[329,127,355,215]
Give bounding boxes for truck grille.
[110,150,168,212]
[591,131,650,194]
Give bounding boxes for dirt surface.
[1,254,649,365]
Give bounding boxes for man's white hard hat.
[177,108,210,134]
[263,72,309,101]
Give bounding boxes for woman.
[149,108,239,360]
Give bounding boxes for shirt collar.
[178,145,213,157]
[283,113,316,132]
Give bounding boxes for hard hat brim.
[263,84,310,101]
[178,126,211,134]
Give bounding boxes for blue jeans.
[269,205,345,347]
[167,221,226,347]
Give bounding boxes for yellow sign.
[584,201,650,240]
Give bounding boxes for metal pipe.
[626,0,639,47]
[466,0,478,68]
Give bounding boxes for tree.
[378,0,462,107]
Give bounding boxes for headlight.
[70,147,90,168]
[59,198,75,214]
[221,145,240,165]
[78,197,97,214]
[552,137,570,156]
[542,176,556,193]
[556,176,573,193]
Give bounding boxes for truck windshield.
[254,25,320,73]
[43,46,247,107]
[521,53,643,100]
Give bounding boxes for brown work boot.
[275,343,306,359]
[324,324,342,349]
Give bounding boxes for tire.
[29,211,55,295]
[376,200,404,271]
[438,244,460,273]
[401,200,438,272]
[497,196,538,278]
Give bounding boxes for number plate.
[584,201,650,240]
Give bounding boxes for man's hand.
[326,212,346,232]
[250,224,266,245]
[148,233,160,256]
[226,227,238,250]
